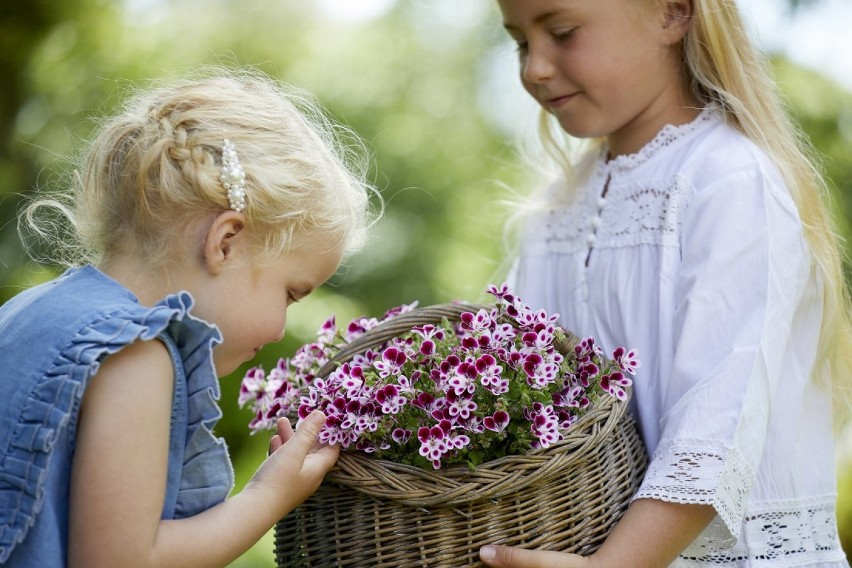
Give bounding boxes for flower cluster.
[239,284,639,470]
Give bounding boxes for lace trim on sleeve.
[632,439,753,548]
[674,496,848,567]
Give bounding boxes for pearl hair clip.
[220,139,247,213]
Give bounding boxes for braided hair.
[26,69,376,269]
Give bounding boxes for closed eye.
[288,286,314,305]
[552,27,577,42]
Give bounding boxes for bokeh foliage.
[1,1,850,565]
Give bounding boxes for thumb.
[283,410,327,455]
[480,545,570,568]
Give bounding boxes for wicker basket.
[274,303,648,567]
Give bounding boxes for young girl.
[0,71,374,566]
[479,0,851,566]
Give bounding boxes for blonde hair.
[25,69,377,268]
[699,1,852,429]
[532,0,852,427]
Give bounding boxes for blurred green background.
[1,1,851,566]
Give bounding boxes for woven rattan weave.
[274,303,648,567]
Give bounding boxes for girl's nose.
[521,43,554,84]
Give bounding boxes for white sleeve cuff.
[632,439,753,549]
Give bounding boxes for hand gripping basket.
[274,303,648,567]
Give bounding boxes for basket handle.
[316,302,581,379]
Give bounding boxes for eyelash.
[553,28,576,42]
[513,28,576,53]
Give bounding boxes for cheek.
[520,73,534,94]
[262,309,287,343]
[243,296,287,345]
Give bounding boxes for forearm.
[145,415,334,568]
[590,499,716,568]
[71,383,334,568]
[480,498,717,568]
[148,485,287,568]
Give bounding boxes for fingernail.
[480,545,496,561]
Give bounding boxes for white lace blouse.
[510,109,849,567]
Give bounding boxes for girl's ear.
[203,211,247,275]
[662,0,693,44]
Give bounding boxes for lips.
[546,93,577,108]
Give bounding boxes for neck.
[607,98,702,159]
[98,256,185,307]
[607,54,702,158]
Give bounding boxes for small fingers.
[268,417,296,456]
[273,411,327,459]
[268,434,282,456]
[276,417,295,443]
[296,410,326,438]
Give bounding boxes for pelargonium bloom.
[412,324,444,356]
[375,384,407,415]
[411,392,440,413]
[346,317,380,341]
[318,415,354,447]
[613,347,641,375]
[374,347,408,378]
[600,372,633,401]
[317,316,337,345]
[483,411,510,433]
[574,338,603,362]
[527,403,563,448]
[418,420,453,469]
[238,367,266,408]
[460,308,497,333]
[446,390,477,420]
[392,428,412,445]
[332,364,365,395]
[486,282,516,304]
[552,384,589,409]
[383,301,419,320]
[446,357,478,396]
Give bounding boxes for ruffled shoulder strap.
[0,276,228,561]
[161,310,234,518]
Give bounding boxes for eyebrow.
[503,9,572,32]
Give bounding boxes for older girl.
[481,0,851,566]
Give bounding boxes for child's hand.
[246,410,340,518]
[479,546,592,568]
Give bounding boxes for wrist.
[239,478,292,528]
[584,552,602,568]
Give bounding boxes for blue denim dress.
[0,265,234,566]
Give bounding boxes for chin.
[215,358,242,378]
[556,120,604,141]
